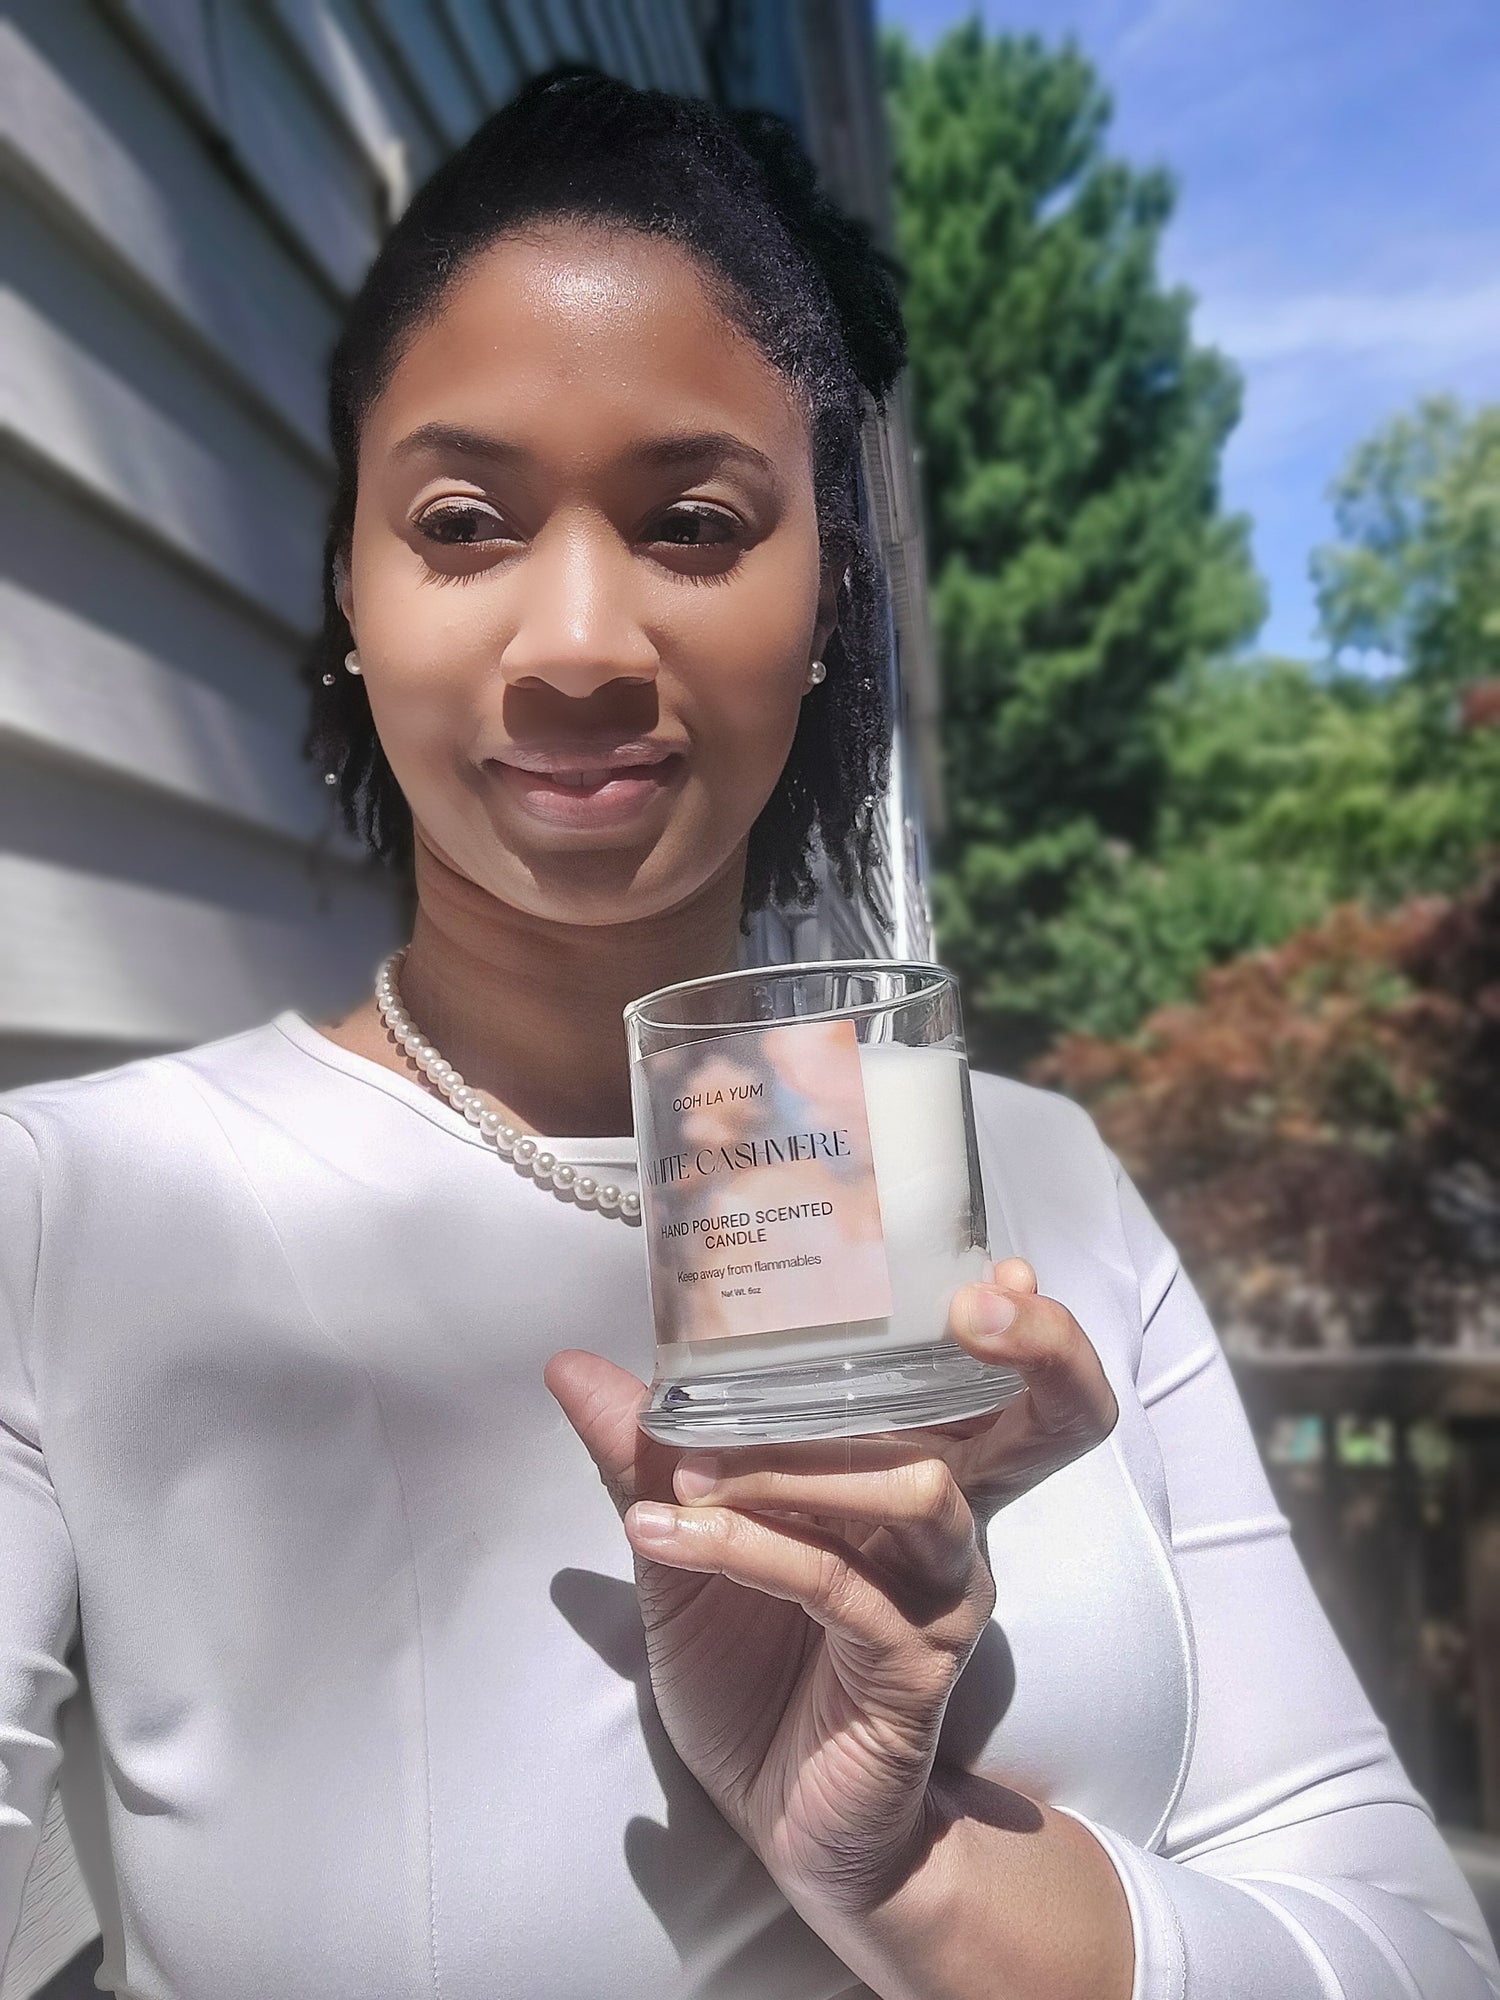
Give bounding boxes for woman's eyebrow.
[630,429,781,488]
[390,421,781,490]
[391,422,526,466]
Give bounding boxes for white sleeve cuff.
[1051,1802,1500,2000]
[1052,1804,1186,2000]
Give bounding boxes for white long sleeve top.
[0,1009,1496,2000]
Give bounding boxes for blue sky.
[878,0,1500,659]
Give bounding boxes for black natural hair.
[301,61,908,932]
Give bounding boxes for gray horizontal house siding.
[0,4,941,1988]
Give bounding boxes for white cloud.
[1114,0,1234,65]
[1197,279,1500,370]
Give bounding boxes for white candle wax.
[657,1042,991,1378]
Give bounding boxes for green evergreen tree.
[880,15,1263,1064]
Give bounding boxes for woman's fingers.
[948,1271,1114,1432]
[987,1254,1039,1299]
[943,1268,1120,1510]
[670,1450,978,1597]
[544,1347,661,1515]
[548,1264,1118,1561]
[624,1499,989,1672]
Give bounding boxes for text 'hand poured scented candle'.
[623,960,1026,1446]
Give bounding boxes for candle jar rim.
[623,956,955,1035]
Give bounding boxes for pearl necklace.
[374,947,641,1223]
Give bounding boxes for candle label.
[633,1018,893,1344]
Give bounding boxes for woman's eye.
[653,505,740,550]
[417,501,509,547]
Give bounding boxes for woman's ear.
[332,548,355,637]
[811,551,848,668]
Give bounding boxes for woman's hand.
[543,1257,1118,1922]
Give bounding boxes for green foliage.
[1312,394,1500,690]
[1008,655,1500,1040]
[1156,656,1500,895]
[880,16,1263,1064]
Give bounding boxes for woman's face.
[340,220,839,927]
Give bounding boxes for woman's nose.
[497,527,659,696]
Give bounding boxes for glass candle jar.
[623,959,1026,1447]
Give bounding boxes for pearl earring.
[805,659,827,688]
[344,649,363,676]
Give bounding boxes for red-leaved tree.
[1033,872,1500,1352]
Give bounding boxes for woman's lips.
[489,756,684,829]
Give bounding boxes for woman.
[1,63,1494,2000]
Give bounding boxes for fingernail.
[631,1501,678,1539]
[674,1456,720,1500]
[974,1290,1017,1338]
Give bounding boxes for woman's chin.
[464,847,740,931]
[416,798,745,930]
